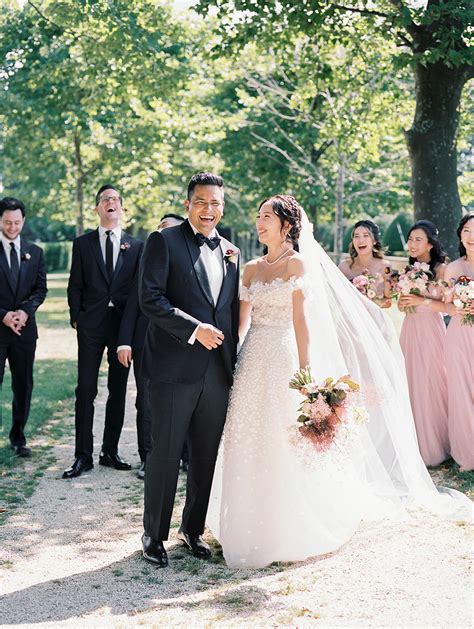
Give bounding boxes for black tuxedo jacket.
[0,240,47,344]
[117,278,148,351]
[139,220,240,385]
[67,229,143,330]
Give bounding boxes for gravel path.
[0,377,472,628]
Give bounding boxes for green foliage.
[41,242,72,272]
[383,213,413,255]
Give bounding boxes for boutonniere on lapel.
[120,242,131,251]
[224,249,238,264]
[21,253,31,261]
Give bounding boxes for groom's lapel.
[215,237,234,309]
[89,229,109,285]
[182,220,214,307]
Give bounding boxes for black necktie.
[195,232,221,251]
[105,230,114,280]
[9,242,19,293]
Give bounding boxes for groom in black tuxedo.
[0,197,47,457]
[63,185,143,479]
[139,172,240,567]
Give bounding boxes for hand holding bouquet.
[289,367,368,451]
[390,262,434,313]
[352,269,380,302]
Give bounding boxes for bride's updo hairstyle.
[259,194,303,252]
[348,219,384,267]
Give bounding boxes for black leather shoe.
[137,461,145,480]
[98,452,131,471]
[62,457,93,479]
[142,534,168,567]
[12,444,32,458]
[177,529,211,559]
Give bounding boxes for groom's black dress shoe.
[62,457,93,479]
[98,452,131,471]
[142,534,168,567]
[177,529,211,559]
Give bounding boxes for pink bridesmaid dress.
[400,304,449,466]
[445,314,474,470]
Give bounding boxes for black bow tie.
[195,232,221,251]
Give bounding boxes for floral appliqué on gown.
[208,277,365,569]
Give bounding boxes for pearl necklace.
[264,248,293,266]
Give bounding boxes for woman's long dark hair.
[407,220,446,277]
[457,213,474,258]
[258,195,302,254]
[348,220,384,268]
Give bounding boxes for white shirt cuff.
[117,345,132,353]
[188,323,201,345]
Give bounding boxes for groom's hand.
[196,324,224,350]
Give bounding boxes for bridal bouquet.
[389,262,434,312]
[352,269,379,301]
[289,367,368,451]
[452,275,474,326]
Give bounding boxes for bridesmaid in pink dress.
[398,220,450,467]
[444,214,474,471]
[339,220,392,308]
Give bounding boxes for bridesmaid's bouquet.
[452,275,474,326]
[352,269,379,301]
[388,262,433,312]
[289,367,368,451]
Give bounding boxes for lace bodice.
[240,276,306,327]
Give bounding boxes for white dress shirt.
[1,233,21,268]
[98,225,121,269]
[188,223,224,344]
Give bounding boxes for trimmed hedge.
[40,242,72,272]
[382,213,413,254]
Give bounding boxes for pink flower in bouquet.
[309,397,332,423]
[352,269,380,302]
[394,262,434,312]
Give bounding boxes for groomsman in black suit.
[117,212,187,481]
[139,172,240,567]
[63,185,143,479]
[0,197,47,457]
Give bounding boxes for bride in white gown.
[208,195,471,569]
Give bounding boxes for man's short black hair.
[187,172,224,201]
[95,185,122,206]
[160,213,185,222]
[0,197,26,217]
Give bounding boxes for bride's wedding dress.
[209,277,366,568]
[208,211,471,569]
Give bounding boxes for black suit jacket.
[67,229,143,330]
[117,277,148,351]
[139,220,240,385]
[0,240,47,344]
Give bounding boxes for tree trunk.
[333,160,345,263]
[406,62,466,259]
[74,133,85,237]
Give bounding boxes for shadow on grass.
[0,543,297,625]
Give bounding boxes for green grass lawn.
[0,273,77,522]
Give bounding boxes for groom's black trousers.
[144,351,230,541]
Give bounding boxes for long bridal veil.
[298,210,471,519]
